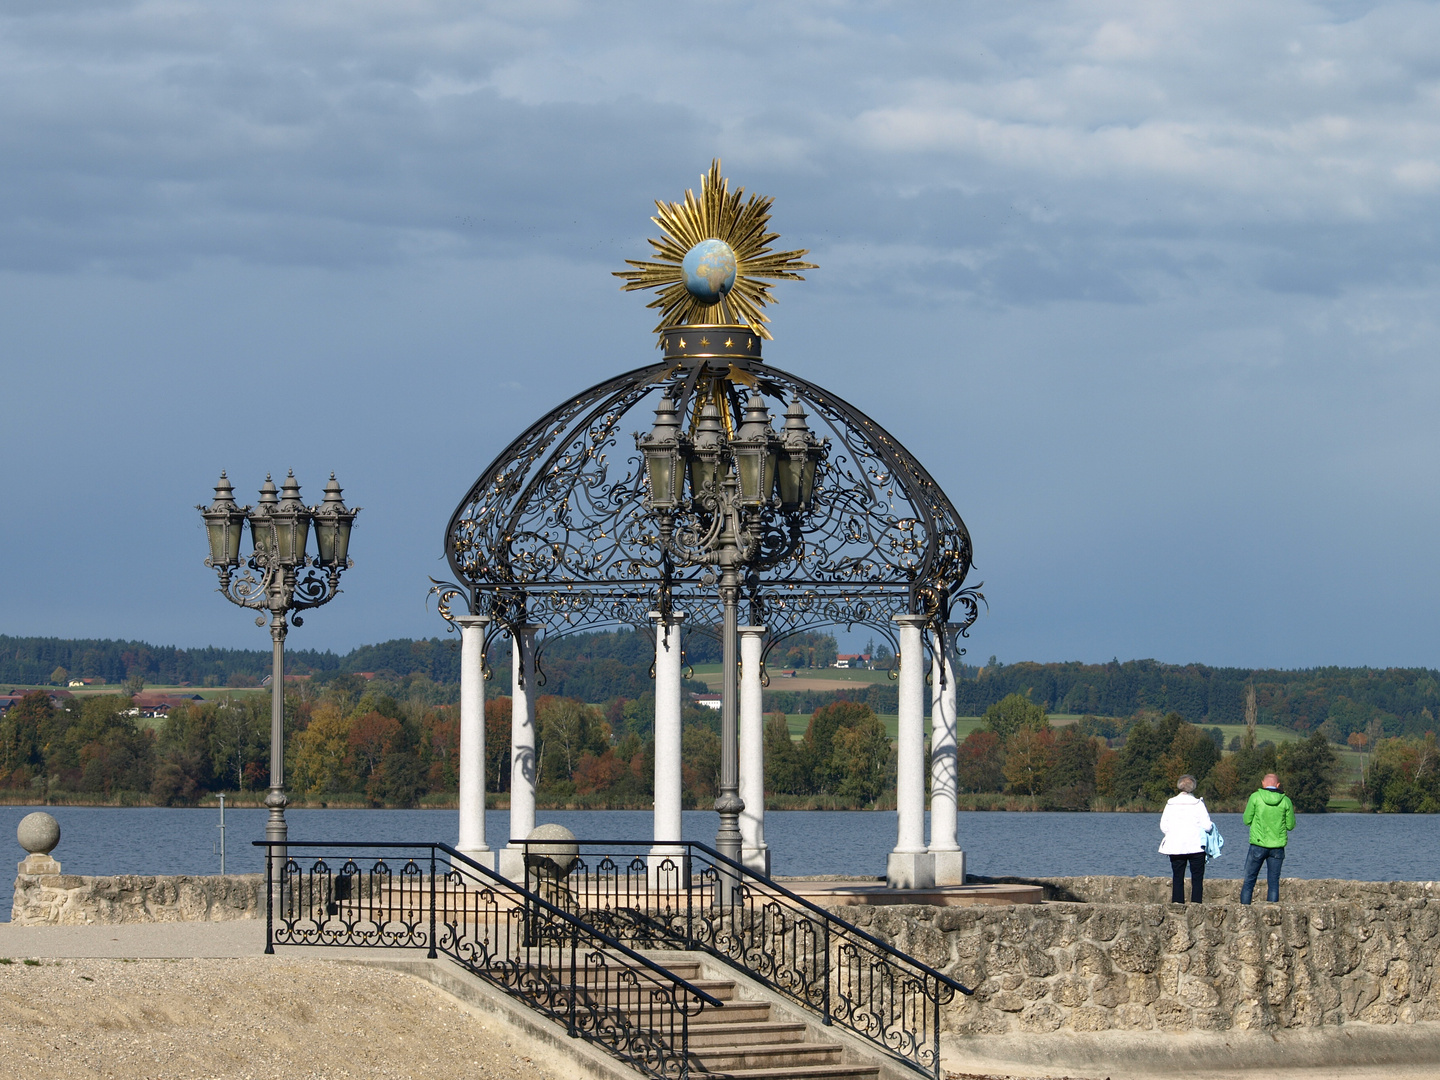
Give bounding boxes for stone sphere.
[17,812,60,855]
[681,239,737,304]
[524,823,579,878]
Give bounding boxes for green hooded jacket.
[1243,788,1296,848]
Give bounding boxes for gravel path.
[0,957,559,1080]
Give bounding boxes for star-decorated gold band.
[660,325,763,362]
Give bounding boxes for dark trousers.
[1169,852,1205,903]
[1241,844,1285,903]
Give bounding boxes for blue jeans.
[1241,844,1285,903]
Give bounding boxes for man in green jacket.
[1241,773,1296,903]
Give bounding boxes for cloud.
[1,2,1435,293]
[2,0,1439,665]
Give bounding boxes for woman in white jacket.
[1159,774,1213,903]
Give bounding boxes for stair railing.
[255,841,721,1080]
[517,838,972,1080]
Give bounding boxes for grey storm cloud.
[1,0,1438,666]
[4,2,1436,287]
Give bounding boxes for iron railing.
[255,841,720,1080]
[516,838,971,1080]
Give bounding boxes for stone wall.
[971,873,1440,905]
[835,877,1440,1037]
[11,872,264,925]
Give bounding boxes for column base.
[931,849,966,886]
[886,851,935,890]
[497,846,527,883]
[455,848,495,873]
[647,849,691,890]
[742,846,770,877]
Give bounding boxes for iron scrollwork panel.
[442,358,982,647]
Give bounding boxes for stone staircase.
[606,958,881,1080]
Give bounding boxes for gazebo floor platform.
[774,878,1043,907]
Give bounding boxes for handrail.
[516,837,971,996]
[255,839,722,1008]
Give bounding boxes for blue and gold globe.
[681,239,737,304]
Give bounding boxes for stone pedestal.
[497,847,526,882]
[932,849,966,886]
[646,851,691,890]
[18,854,60,876]
[885,851,934,890]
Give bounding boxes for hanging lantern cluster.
[637,392,825,517]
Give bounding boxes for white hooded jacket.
[1158,792,1213,855]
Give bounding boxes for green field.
[2,683,265,700]
[691,663,895,689]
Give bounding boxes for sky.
[2,1,1438,670]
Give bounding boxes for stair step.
[685,1021,806,1047]
[607,967,702,984]
[693,1066,879,1080]
[691,1042,841,1069]
[578,979,725,996]
[581,980,734,1001]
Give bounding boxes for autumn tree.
[1003,727,1057,807]
[804,700,877,792]
[763,712,805,794]
[1277,731,1341,813]
[983,693,1049,741]
[956,730,1004,793]
[830,709,891,805]
[1047,727,1100,809]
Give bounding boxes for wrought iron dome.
[435,168,981,669]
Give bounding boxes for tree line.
[949,693,1440,813]
[1,680,1437,812]
[10,633,1440,742]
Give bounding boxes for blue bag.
[1204,823,1224,861]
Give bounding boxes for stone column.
[888,614,934,889]
[738,625,770,875]
[649,610,687,887]
[455,615,494,869]
[499,624,540,882]
[929,629,964,885]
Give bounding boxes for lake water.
[2,806,1436,919]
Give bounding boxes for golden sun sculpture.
[615,160,816,340]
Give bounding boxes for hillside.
[4,633,1438,740]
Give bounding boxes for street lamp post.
[199,470,358,863]
[638,391,822,870]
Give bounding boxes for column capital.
[737,625,766,635]
[453,614,491,629]
[648,610,687,623]
[892,613,930,628]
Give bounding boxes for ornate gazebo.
[433,162,982,887]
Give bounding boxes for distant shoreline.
[0,795,1406,813]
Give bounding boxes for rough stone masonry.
[13,868,1439,1041]
[835,877,1440,1036]
[11,872,263,925]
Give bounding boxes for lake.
[2,806,1436,919]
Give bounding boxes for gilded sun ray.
[615,160,816,340]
